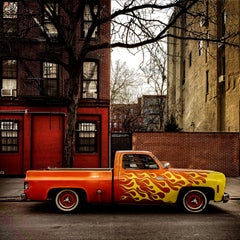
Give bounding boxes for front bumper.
[222,192,230,203]
[21,193,27,201]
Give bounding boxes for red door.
[0,115,23,175]
[31,114,63,169]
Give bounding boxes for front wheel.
[181,189,208,213]
[55,189,79,212]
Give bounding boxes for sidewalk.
[0,177,24,201]
[0,177,239,202]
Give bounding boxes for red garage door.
[31,114,64,169]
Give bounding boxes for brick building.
[110,103,142,133]
[167,0,240,132]
[0,1,111,175]
[110,95,166,133]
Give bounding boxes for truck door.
[115,153,167,204]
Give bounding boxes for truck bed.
[25,169,113,203]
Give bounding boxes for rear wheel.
[181,189,208,213]
[55,189,79,212]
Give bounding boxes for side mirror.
[163,162,170,169]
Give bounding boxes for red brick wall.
[132,132,240,177]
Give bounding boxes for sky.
[111,48,143,70]
[110,0,170,99]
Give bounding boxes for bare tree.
[138,42,167,129]
[111,60,144,132]
[111,60,138,104]
[1,0,238,166]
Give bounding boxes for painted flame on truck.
[120,171,208,202]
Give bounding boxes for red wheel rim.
[58,191,77,209]
[185,192,204,210]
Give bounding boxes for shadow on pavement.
[24,201,229,216]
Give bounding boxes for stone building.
[167,0,240,132]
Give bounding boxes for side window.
[122,154,159,170]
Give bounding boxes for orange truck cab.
[23,150,229,213]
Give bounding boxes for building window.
[182,60,185,84]
[189,52,192,67]
[82,1,99,38]
[42,62,58,96]
[206,70,209,95]
[2,1,18,34]
[76,122,98,153]
[0,120,18,152]
[221,10,226,37]
[198,40,203,56]
[205,31,210,62]
[43,1,59,40]
[1,60,17,97]
[82,61,98,99]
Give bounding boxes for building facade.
[110,103,142,133]
[0,0,111,175]
[140,95,166,131]
[167,0,240,132]
[110,95,166,133]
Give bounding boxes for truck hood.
[167,167,226,185]
[169,168,215,174]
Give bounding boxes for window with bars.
[82,61,98,99]
[42,62,58,96]
[2,1,18,34]
[82,1,99,38]
[0,120,18,152]
[1,60,17,97]
[75,122,98,153]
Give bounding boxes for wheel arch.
[48,188,87,203]
[177,186,215,202]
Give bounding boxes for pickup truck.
[23,150,229,213]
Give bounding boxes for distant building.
[110,103,142,133]
[167,0,240,132]
[111,95,166,133]
[0,0,111,174]
[139,95,166,131]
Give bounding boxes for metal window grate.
[0,120,18,152]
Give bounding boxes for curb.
[0,196,24,202]
[230,196,240,200]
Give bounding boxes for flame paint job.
[119,171,209,203]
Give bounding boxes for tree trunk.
[62,59,83,167]
[63,97,78,167]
